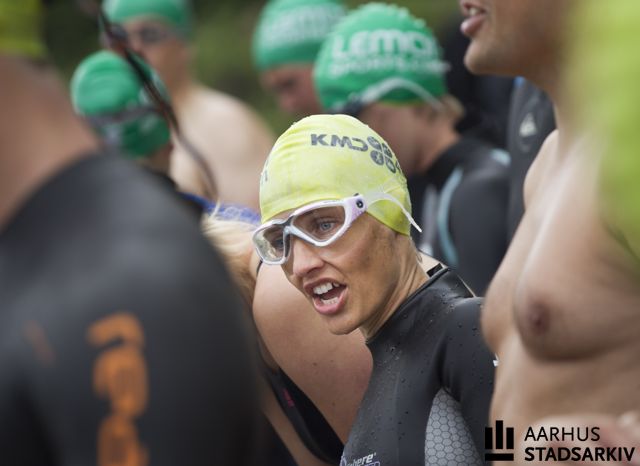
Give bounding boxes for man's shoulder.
[189,85,271,130]
[446,138,511,202]
[1,154,218,302]
[0,156,232,353]
[458,137,511,171]
[180,85,274,155]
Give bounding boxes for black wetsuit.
[341,265,494,466]
[506,79,556,241]
[408,138,510,294]
[0,154,260,466]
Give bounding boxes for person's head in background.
[460,0,573,97]
[70,50,172,174]
[253,0,346,117]
[102,0,193,96]
[314,3,463,178]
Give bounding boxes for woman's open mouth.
[311,281,347,315]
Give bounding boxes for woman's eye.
[272,237,285,252]
[264,232,284,252]
[315,219,337,233]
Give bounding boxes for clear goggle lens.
[253,205,349,263]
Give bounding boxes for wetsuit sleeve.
[440,297,495,458]
[449,166,510,294]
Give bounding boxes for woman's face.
[274,212,409,337]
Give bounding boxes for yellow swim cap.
[0,0,46,59]
[259,114,413,235]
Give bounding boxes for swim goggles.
[252,193,420,265]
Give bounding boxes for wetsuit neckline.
[365,265,451,346]
[419,137,486,187]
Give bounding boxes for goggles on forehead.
[252,193,421,265]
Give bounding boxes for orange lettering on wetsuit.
[88,313,149,466]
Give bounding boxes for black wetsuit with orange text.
[0,154,260,466]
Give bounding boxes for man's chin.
[463,47,504,77]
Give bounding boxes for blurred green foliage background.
[47,0,460,134]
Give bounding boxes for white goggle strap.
[365,192,423,233]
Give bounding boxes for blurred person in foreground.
[460,0,640,460]
[314,3,511,294]
[0,2,261,465]
[253,114,495,465]
[253,0,346,117]
[103,0,274,209]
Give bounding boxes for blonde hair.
[201,214,257,305]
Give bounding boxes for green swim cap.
[0,0,46,58]
[70,50,171,159]
[314,3,447,113]
[253,0,347,71]
[103,0,192,37]
[260,114,413,235]
[570,0,640,246]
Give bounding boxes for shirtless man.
[104,0,274,208]
[460,0,640,459]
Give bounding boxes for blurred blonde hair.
[202,214,257,306]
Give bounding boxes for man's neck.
[530,67,578,155]
[416,122,460,176]
[0,60,99,229]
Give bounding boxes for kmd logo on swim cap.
[309,133,401,174]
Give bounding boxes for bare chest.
[484,154,640,361]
